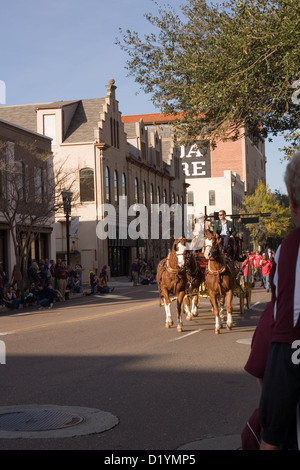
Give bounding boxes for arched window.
[121,173,126,197]
[142,180,146,205]
[105,167,110,202]
[134,177,139,203]
[156,186,160,204]
[80,168,95,202]
[150,183,154,204]
[113,170,119,203]
[163,189,167,204]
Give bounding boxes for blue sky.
[0,0,289,194]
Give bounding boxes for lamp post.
[61,189,73,266]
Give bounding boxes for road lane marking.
[236,338,252,345]
[0,300,159,336]
[169,329,203,342]
[251,301,260,308]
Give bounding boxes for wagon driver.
[213,210,236,253]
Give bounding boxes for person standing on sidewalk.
[259,151,300,450]
[261,254,272,292]
[54,259,67,299]
[131,259,139,286]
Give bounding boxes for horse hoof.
[226,324,232,330]
[177,326,183,332]
[186,315,192,321]
[215,329,220,334]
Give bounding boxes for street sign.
[241,217,259,224]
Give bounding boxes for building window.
[134,177,139,203]
[187,191,194,206]
[209,190,216,206]
[105,167,110,202]
[141,141,147,160]
[80,168,95,202]
[114,170,119,203]
[121,173,126,197]
[150,184,154,204]
[17,161,25,200]
[156,186,160,204]
[43,114,56,145]
[163,189,167,204]
[142,180,146,205]
[116,121,119,148]
[156,150,160,168]
[110,118,120,148]
[110,118,113,147]
[36,167,44,203]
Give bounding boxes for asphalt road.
[0,282,270,451]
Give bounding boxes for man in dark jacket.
[213,210,236,252]
[37,283,55,309]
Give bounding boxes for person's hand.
[260,439,279,450]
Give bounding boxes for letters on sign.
[180,141,211,178]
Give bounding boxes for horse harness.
[207,260,227,276]
[158,253,186,294]
[206,260,228,297]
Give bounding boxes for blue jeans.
[263,275,270,291]
[5,298,22,310]
[38,298,51,307]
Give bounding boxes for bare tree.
[0,140,78,289]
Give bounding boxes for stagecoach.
[157,236,252,334]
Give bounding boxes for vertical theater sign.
[180,141,211,178]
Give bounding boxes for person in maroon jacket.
[54,258,67,299]
[259,151,300,450]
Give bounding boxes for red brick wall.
[211,138,244,180]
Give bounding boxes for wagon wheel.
[246,265,252,309]
[246,283,252,309]
[236,272,245,314]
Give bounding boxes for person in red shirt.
[247,252,256,286]
[261,254,272,292]
[254,250,263,283]
[242,255,250,278]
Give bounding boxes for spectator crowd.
[0,258,85,312]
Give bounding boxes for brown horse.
[204,232,240,334]
[183,250,205,320]
[157,239,188,332]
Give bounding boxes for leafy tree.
[242,180,292,249]
[118,0,300,152]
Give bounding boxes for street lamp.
[61,189,73,266]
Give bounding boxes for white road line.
[251,301,261,308]
[236,338,252,345]
[169,329,203,342]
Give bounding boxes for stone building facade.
[0,118,54,279]
[0,80,187,282]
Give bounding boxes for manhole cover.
[0,409,84,432]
